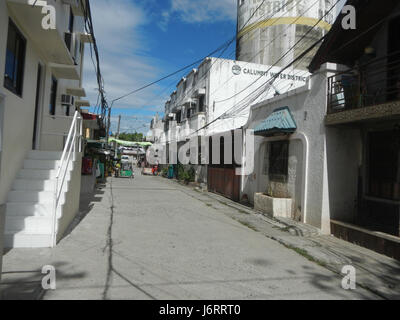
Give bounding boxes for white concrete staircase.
[4,150,76,248]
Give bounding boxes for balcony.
[66,87,86,97]
[6,0,75,66]
[49,63,79,80]
[326,51,400,125]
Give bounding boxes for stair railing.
[51,111,83,247]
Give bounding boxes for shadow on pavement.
[0,262,87,300]
[60,183,106,241]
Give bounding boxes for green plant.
[186,167,195,183]
[161,167,168,178]
[177,164,185,181]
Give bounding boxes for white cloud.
[164,0,237,26]
[83,0,166,134]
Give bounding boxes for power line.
[109,0,271,105]
[161,0,341,144]
[161,0,303,117]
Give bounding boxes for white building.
[152,57,309,185]
[241,63,337,233]
[0,0,93,275]
[242,0,400,260]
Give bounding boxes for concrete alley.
[0,170,380,300]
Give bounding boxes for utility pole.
[116,115,121,139]
[106,107,111,147]
[115,115,121,158]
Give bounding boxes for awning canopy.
[254,107,297,137]
[108,138,153,147]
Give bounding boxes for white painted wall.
[161,57,309,145]
[57,153,82,241]
[242,63,345,233]
[0,1,88,255]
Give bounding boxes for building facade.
[241,0,400,260]
[241,62,337,233]
[0,0,93,275]
[152,57,309,185]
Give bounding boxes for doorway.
[361,129,400,236]
[32,63,43,150]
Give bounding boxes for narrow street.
[1,170,379,300]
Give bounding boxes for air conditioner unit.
[61,94,75,106]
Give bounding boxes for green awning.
[108,137,152,147]
[254,107,297,136]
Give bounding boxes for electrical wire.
[161,0,341,144]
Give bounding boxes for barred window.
[269,141,289,182]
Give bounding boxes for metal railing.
[327,51,400,114]
[51,111,83,247]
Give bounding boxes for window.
[269,141,289,182]
[186,106,191,118]
[68,7,74,33]
[4,19,26,96]
[176,110,181,124]
[198,95,205,112]
[49,76,58,116]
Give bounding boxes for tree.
[117,132,144,142]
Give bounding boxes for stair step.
[4,232,53,248]
[13,179,57,191]
[24,159,60,170]
[5,202,58,217]
[5,216,53,233]
[7,190,65,204]
[18,169,71,180]
[27,150,62,160]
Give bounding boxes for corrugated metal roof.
[254,107,297,136]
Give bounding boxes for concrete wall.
[325,126,361,223]
[242,63,340,233]
[0,2,44,205]
[0,2,87,253]
[242,84,310,223]
[0,2,86,200]
[57,153,82,242]
[206,58,309,136]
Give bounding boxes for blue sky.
[83,0,238,135]
[83,0,346,136]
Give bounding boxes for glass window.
[269,141,289,182]
[4,19,26,96]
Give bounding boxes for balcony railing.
[327,51,400,114]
